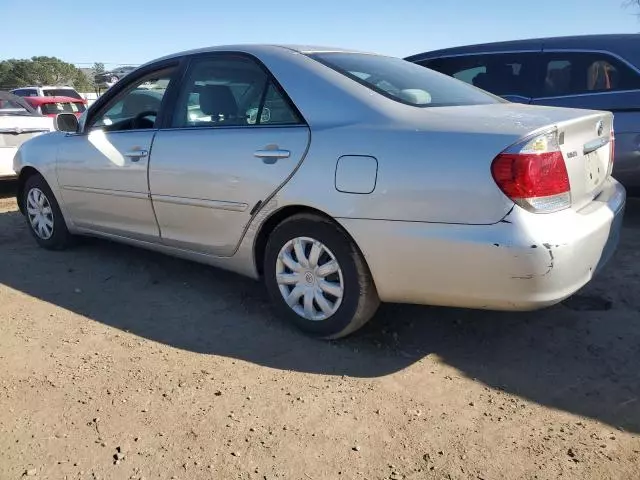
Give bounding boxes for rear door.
[532,51,640,110]
[418,53,540,104]
[149,53,310,256]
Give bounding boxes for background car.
[406,34,640,190]
[23,96,87,118]
[11,85,83,100]
[0,91,54,179]
[12,45,625,339]
[94,66,137,89]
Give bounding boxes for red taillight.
[491,129,571,213]
[492,151,570,198]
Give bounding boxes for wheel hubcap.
[276,236,344,321]
[26,188,54,240]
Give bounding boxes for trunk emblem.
[596,120,604,137]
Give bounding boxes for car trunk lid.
[397,103,614,214]
[0,115,54,148]
[556,112,614,211]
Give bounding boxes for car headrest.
[199,85,238,117]
[473,72,491,90]
[487,63,513,77]
[398,89,432,105]
[122,92,161,116]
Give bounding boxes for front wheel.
[23,174,73,250]
[264,214,379,339]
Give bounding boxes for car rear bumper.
[338,178,626,310]
[0,148,17,179]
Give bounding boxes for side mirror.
[55,113,79,133]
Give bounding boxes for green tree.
[91,62,106,93]
[0,56,92,91]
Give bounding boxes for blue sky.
[1,0,638,67]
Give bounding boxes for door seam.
[147,130,163,239]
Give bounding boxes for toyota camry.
[13,45,626,338]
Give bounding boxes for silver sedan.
[13,45,626,338]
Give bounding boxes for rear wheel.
[23,174,72,250]
[264,214,379,339]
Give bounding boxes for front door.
[149,54,311,256]
[56,67,177,241]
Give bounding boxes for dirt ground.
[0,181,639,480]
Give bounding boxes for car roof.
[142,44,372,67]
[24,96,84,105]
[405,34,640,67]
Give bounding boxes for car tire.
[23,174,73,250]
[264,213,379,339]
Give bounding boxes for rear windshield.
[308,52,502,108]
[40,102,86,115]
[44,89,82,99]
[0,99,32,116]
[0,94,37,116]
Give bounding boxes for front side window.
[88,70,174,132]
[422,53,538,98]
[541,52,639,97]
[310,52,501,107]
[172,56,301,128]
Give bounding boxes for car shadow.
[0,180,17,199]
[0,201,639,433]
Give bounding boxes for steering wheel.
[131,110,157,129]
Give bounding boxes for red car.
[23,96,87,118]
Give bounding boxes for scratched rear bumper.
[338,178,626,310]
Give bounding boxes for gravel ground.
[0,181,639,480]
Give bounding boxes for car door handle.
[254,149,290,160]
[124,150,148,162]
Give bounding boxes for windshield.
[40,101,86,115]
[308,52,502,108]
[44,89,82,99]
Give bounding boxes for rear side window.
[171,56,302,128]
[540,52,639,97]
[309,52,501,107]
[422,53,538,98]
